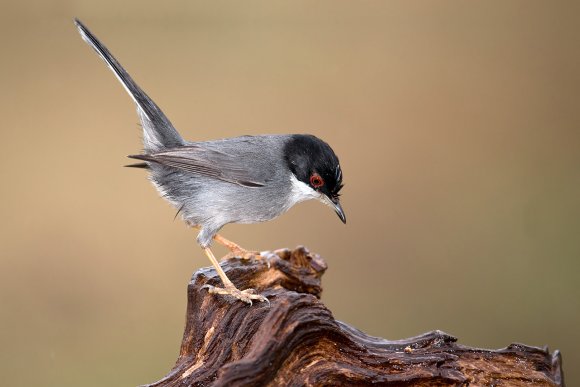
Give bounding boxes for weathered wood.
[144,246,564,387]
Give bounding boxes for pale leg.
[212,234,261,260]
[201,247,269,306]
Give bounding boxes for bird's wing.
[128,146,268,187]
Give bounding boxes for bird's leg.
[213,233,261,261]
[201,247,269,306]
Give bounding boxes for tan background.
[1,1,579,386]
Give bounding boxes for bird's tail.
[74,18,184,151]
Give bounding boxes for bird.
[74,19,346,305]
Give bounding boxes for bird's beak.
[325,196,346,224]
[334,200,347,224]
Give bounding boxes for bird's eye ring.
[310,173,324,189]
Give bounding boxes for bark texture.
[144,246,564,387]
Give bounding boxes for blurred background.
[0,1,578,386]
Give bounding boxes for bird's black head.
[284,134,346,223]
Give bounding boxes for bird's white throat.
[289,174,322,206]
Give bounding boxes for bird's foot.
[202,284,270,306]
[212,234,269,265]
[223,248,273,268]
[225,246,261,261]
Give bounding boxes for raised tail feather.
[74,18,184,151]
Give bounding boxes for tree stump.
[144,246,564,387]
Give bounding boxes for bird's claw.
[202,284,270,307]
[226,248,260,260]
[224,249,271,268]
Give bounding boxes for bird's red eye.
[310,173,324,189]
